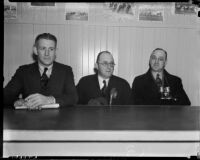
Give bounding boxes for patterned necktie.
[101,80,107,97]
[155,73,162,87]
[41,67,48,88]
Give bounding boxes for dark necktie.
[41,67,48,88]
[101,80,107,97]
[155,73,162,87]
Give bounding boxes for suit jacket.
[76,74,131,105]
[4,61,78,107]
[131,69,191,105]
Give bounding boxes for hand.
[14,99,26,107]
[88,99,102,105]
[88,97,108,106]
[25,93,50,110]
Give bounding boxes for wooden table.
[3,105,200,157]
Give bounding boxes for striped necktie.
[41,67,48,88]
[155,73,162,87]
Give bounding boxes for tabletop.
[3,105,200,131]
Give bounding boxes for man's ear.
[94,62,98,70]
[33,46,38,55]
[164,59,167,67]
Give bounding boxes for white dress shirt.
[98,75,109,90]
[38,63,55,104]
[38,63,53,78]
[151,71,163,81]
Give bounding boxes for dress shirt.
[98,75,109,90]
[151,71,163,81]
[38,63,53,78]
[38,63,55,104]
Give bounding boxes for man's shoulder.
[17,62,37,70]
[164,70,182,81]
[111,75,130,85]
[54,61,72,70]
[79,74,96,82]
[134,72,148,81]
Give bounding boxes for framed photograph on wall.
[175,2,197,14]
[4,0,17,19]
[138,4,164,21]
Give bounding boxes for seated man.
[4,33,78,109]
[131,48,191,105]
[77,50,131,105]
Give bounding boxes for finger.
[30,101,40,109]
[26,100,39,110]
[38,105,42,110]
[25,93,40,101]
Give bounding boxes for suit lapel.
[163,70,171,88]
[146,69,160,96]
[30,62,41,91]
[107,75,114,92]
[48,62,59,87]
[94,74,102,96]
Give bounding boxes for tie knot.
[41,67,49,85]
[156,73,160,79]
[101,80,107,96]
[44,67,48,74]
[103,80,106,86]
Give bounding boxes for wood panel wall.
[4,3,200,105]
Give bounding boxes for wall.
[4,2,200,105]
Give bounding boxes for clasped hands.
[14,93,53,110]
[88,97,108,106]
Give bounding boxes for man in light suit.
[77,51,131,105]
[131,48,191,105]
[4,33,78,109]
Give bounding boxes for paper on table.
[14,103,60,110]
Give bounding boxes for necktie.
[41,67,48,88]
[101,80,107,97]
[155,73,162,87]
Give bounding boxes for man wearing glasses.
[77,50,131,105]
[131,48,191,105]
[4,33,78,109]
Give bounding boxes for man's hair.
[151,48,167,60]
[96,50,112,63]
[35,33,57,47]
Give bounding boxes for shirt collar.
[151,71,163,80]
[98,75,109,89]
[38,63,53,76]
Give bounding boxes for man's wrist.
[47,96,56,104]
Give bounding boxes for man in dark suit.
[77,51,131,105]
[4,33,78,109]
[131,48,191,105]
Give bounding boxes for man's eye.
[159,58,164,61]
[49,48,55,51]
[39,47,45,50]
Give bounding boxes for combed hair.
[35,33,57,46]
[151,48,167,60]
[96,50,112,63]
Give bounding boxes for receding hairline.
[96,51,113,63]
[151,48,167,60]
[34,33,57,47]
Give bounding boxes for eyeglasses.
[98,62,115,68]
[38,47,56,53]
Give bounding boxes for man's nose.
[155,58,159,63]
[44,49,50,56]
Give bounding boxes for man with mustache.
[131,48,191,105]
